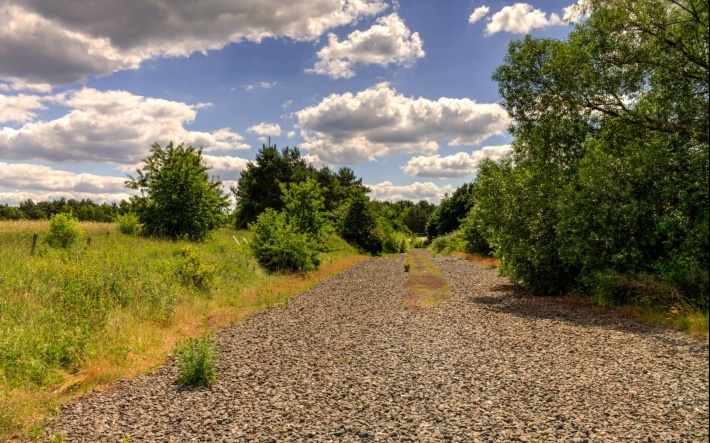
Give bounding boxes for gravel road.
[48,254,709,442]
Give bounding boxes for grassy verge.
[0,221,367,440]
[403,249,450,310]
[451,251,500,269]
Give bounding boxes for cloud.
[484,3,563,35]
[0,88,250,164]
[401,144,511,178]
[247,122,282,137]
[202,155,250,181]
[562,0,587,23]
[0,162,128,194]
[468,6,490,24]
[296,82,510,164]
[367,180,454,203]
[0,93,46,123]
[1,0,387,86]
[244,81,277,91]
[307,13,424,79]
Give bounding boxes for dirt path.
[48,254,709,442]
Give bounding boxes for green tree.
[232,145,315,229]
[340,191,383,255]
[474,0,708,301]
[280,178,330,249]
[126,141,229,241]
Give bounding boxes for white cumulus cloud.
[1,0,387,86]
[202,155,250,181]
[0,88,250,165]
[307,13,425,79]
[401,144,511,178]
[468,6,490,24]
[0,93,46,124]
[247,122,283,137]
[0,162,126,193]
[367,180,454,203]
[296,82,510,164]
[484,3,564,35]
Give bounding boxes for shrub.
[250,209,320,273]
[174,334,219,387]
[45,212,83,249]
[116,213,141,236]
[175,246,217,290]
[431,230,467,255]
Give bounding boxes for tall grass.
[0,221,364,438]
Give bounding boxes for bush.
[175,246,217,290]
[250,209,320,273]
[431,230,467,255]
[45,212,83,249]
[116,213,141,236]
[174,334,219,387]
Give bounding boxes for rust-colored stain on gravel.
[403,249,451,311]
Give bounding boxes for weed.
[404,263,411,272]
[174,334,219,388]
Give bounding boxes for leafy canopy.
[126,142,229,241]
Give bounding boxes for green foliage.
[279,178,330,250]
[232,145,371,230]
[404,263,411,272]
[340,192,383,255]
[469,0,709,303]
[249,178,332,273]
[232,145,314,229]
[175,246,217,290]
[45,212,83,249]
[431,230,467,255]
[426,183,475,240]
[116,213,140,236]
[174,334,219,388]
[127,141,229,241]
[250,209,320,273]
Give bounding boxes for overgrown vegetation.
[233,144,427,256]
[0,220,363,438]
[430,0,709,332]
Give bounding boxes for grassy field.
[0,221,367,439]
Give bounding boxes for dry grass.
[403,249,451,311]
[451,251,499,268]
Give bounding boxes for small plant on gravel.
[174,334,219,387]
[404,263,411,272]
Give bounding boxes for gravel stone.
[47,255,709,442]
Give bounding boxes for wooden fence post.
[31,233,38,255]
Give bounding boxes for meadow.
[0,220,365,438]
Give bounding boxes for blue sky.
[0,0,582,205]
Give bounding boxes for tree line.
[0,198,131,222]
[433,0,708,310]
